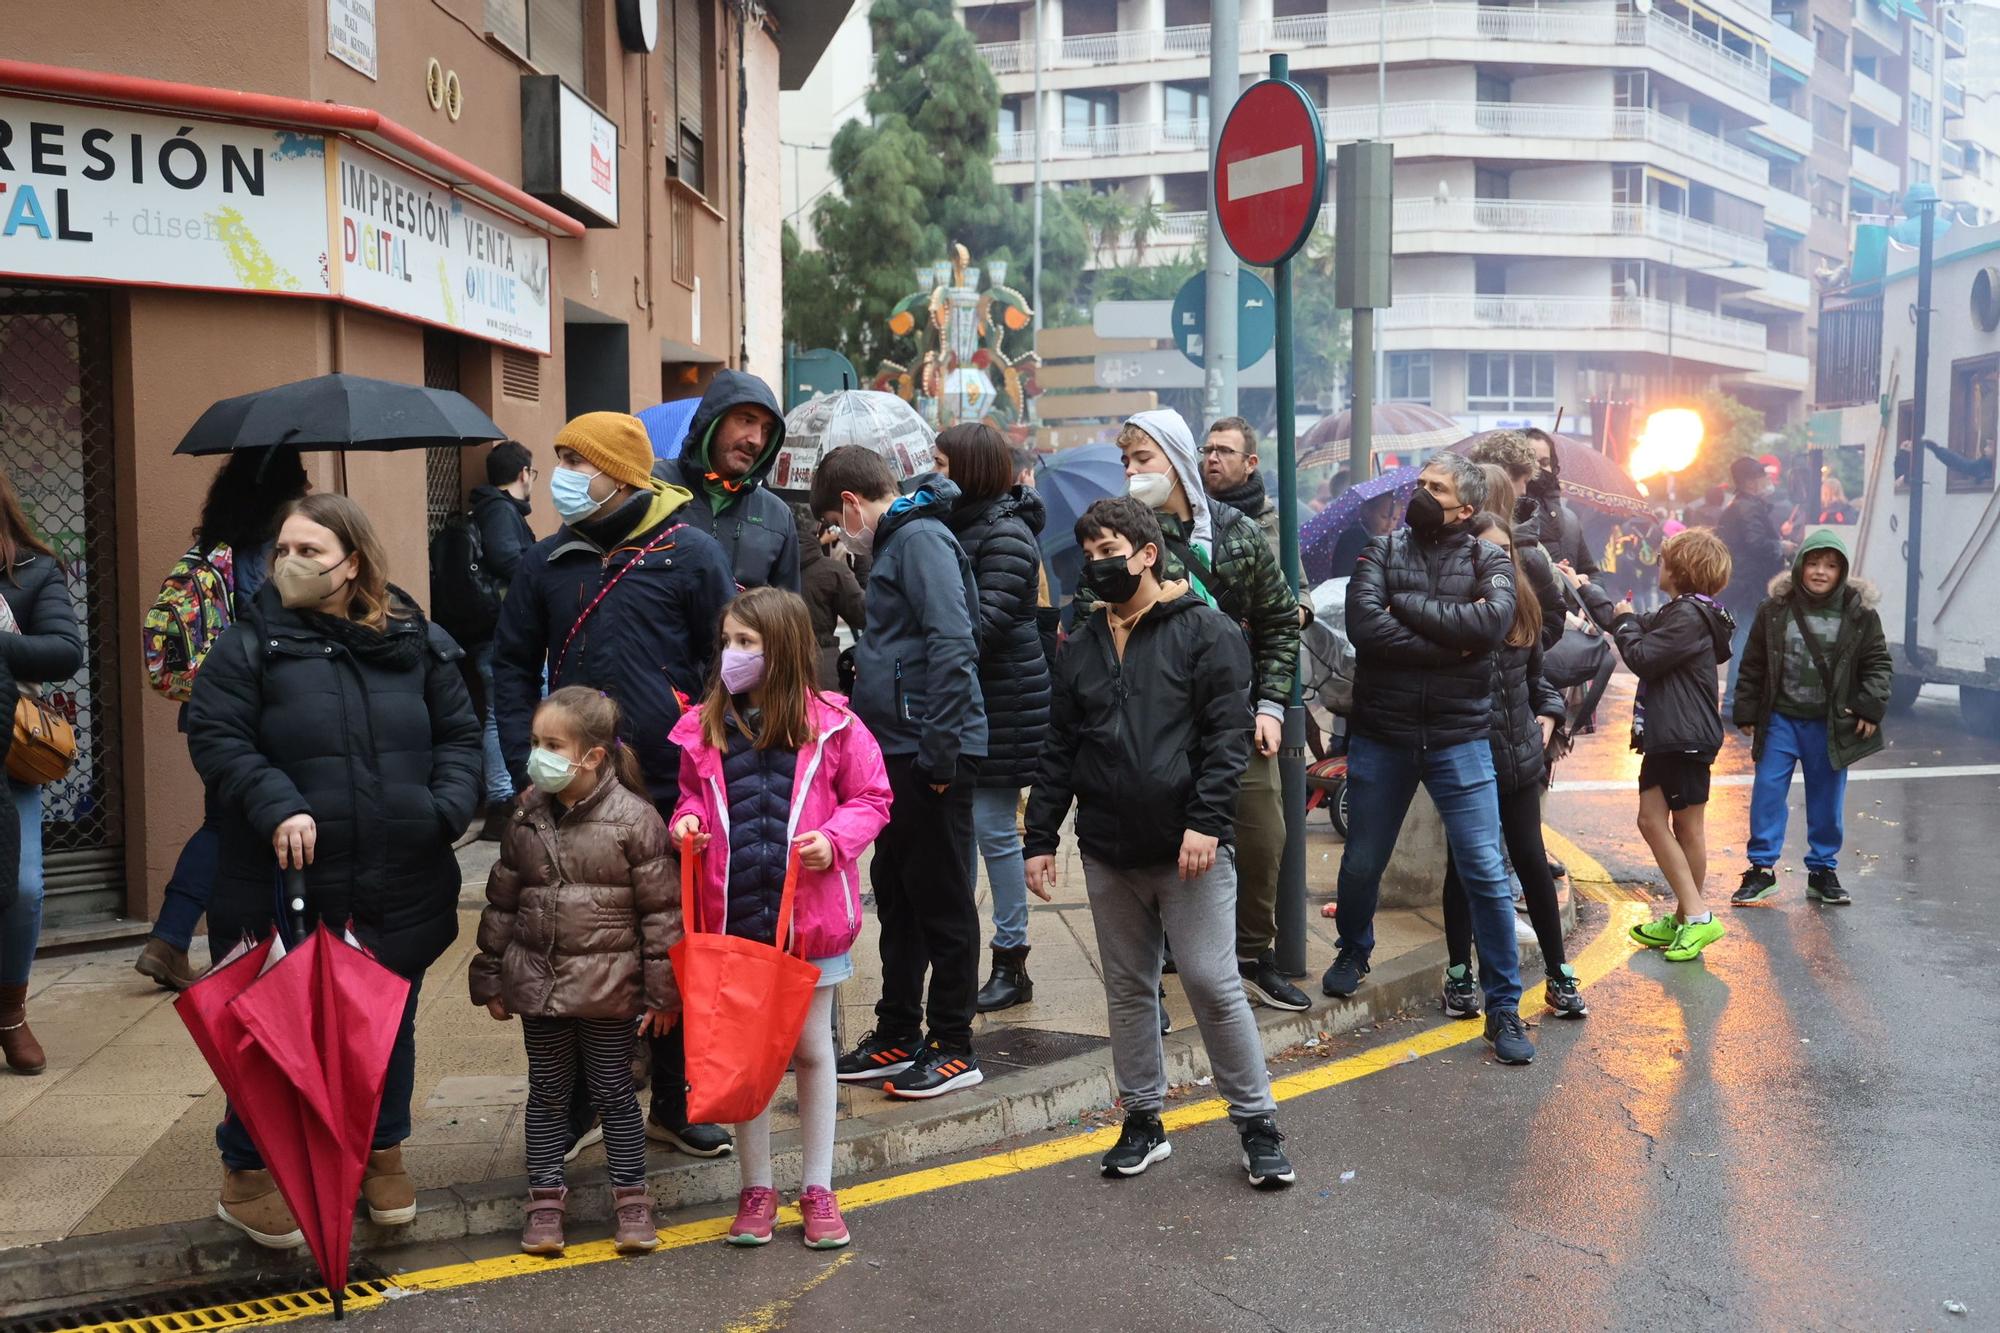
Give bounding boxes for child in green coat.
[1730,530,1893,906]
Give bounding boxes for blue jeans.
[973,786,1029,950]
[218,976,423,1170]
[1747,713,1846,872]
[1723,612,1754,713]
[0,782,43,986]
[1335,736,1522,1009]
[474,642,514,805]
[153,790,221,952]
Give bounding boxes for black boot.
[975,946,1033,1012]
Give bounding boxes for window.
[485,0,587,89]
[1467,353,1556,412]
[1164,82,1209,132]
[1388,352,1432,404]
[1911,93,1932,137]
[1611,164,1644,205]
[1162,0,1208,26]
[1475,258,1508,296]
[1812,95,1845,145]
[1613,70,1647,110]
[1947,355,1999,491]
[1476,72,1513,104]
[1062,90,1119,148]
[665,0,712,195]
[1913,28,1935,72]
[1475,167,1511,200]
[999,96,1022,140]
[1813,19,1845,69]
[1612,259,1648,299]
[1911,159,1932,185]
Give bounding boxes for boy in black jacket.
[1025,498,1295,1190]
[1567,527,1736,962]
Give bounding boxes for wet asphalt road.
[348,685,2000,1332]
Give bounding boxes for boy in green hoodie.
[1730,530,1893,906]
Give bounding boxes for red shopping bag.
[669,836,821,1125]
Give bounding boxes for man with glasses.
[1201,417,1282,562]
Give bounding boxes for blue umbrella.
[1301,464,1420,584]
[638,398,701,461]
[1035,445,1126,555]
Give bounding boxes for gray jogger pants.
[1080,847,1277,1122]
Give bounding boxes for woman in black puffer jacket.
[189,492,481,1248]
[1436,512,1585,1023]
[936,424,1052,1013]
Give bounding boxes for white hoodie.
[1123,408,1214,554]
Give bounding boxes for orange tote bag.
[669,837,821,1125]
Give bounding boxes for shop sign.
[0,95,332,296]
[520,76,619,227]
[328,0,379,80]
[333,141,552,353]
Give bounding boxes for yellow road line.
[719,1253,855,1333]
[1544,823,1652,904]
[58,837,1642,1333]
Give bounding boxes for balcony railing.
[1850,141,1899,192]
[1851,67,1903,125]
[973,2,1767,100]
[1395,198,1766,266]
[1946,81,1967,115]
[999,102,1768,191]
[1382,294,1768,352]
[1943,10,1967,51]
[1761,349,1811,386]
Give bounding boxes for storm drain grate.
[2,1266,390,1333]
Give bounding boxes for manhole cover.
[977,1027,1105,1072]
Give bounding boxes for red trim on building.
[0,59,586,240]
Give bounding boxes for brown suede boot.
[134,938,199,991]
[218,1168,305,1249]
[521,1186,567,1255]
[0,984,45,1075]
[611,1185,660,1253]
[361,1146,417,1225]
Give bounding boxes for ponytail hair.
[536,686,648,793]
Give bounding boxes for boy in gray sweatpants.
[1025,497,1295,1188]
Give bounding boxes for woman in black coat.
[1436,512,1585,1024]
[0,465,85,1077]
[936,424,1053,1013]
[188,492,481,1250]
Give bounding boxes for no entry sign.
[1215,77,1327,268]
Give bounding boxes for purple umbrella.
[1301,465,1420,584]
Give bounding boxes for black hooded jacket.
[1488,640,1568,794]
[1026,588,1252,870]
[1347,523,1518,750]
[188,584,483,978]
[1576,582,1735,755]
[663,370,800,591]
[943,486,1053,788]
[1511,496,1573,649]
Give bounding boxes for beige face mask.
[272,554,350,609]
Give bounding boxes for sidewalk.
[1,802,1577,1323]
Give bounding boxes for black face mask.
[1526,469,1560,503]
[1083,554,1145,604]
[1406,487,1449,536]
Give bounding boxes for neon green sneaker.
[1663,917,1726,961]
[1629,914,1680,949]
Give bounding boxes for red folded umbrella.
[232,925,411,1322]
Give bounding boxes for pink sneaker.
[799,1186,850,1249]
[726,1186,778,1246]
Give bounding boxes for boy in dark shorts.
[1563,528,1735,961]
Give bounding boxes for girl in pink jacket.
[670,587,892,1251]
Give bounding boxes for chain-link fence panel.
[0,285,125,909]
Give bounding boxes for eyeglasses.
[1199,445,1245,460]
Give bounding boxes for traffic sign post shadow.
[1216,53,1324,980]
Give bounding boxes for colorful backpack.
[142,542,238,701]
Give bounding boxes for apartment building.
[1941,0,2000,223]
[959,0,1812,433]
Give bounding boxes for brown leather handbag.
[9,690,76,786]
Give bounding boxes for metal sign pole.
[1270,53,1310,980]
[1906,193,1937,665]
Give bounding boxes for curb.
[0,925,1553,1318]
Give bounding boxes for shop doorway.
[0,285,126,924]
[424,328,465,541]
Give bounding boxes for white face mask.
[1127,470,1175,510]
[838,500,876,557]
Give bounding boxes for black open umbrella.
[174,372,505,456]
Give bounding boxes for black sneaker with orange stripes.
[834,1030,921,1084]
[882,1043,984,1100]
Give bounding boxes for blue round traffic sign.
[1171,271,1277,371]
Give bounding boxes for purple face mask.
[720,647,765,694]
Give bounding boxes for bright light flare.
[1629,408,1705,481]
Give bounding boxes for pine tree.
[784,0,1085,370]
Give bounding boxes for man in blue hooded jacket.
[658,370,800,592]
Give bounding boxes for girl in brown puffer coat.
[471,687,680,1257]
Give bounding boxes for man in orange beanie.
[491,410,738,1159]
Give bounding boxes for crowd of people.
[0,378,1898,1260]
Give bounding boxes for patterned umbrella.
[1301,465,1420,584]
[771,391,937,494]
[1452,430,1649,517]
[1298,402,1464,470]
